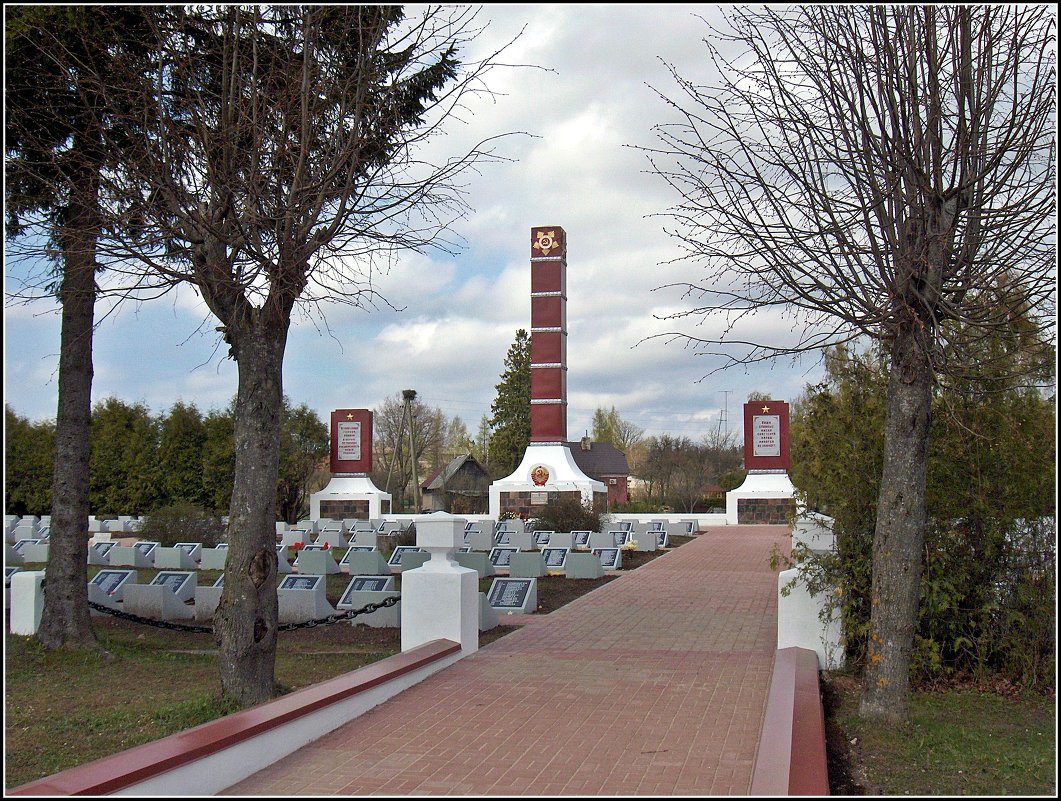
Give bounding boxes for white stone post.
[10,570,47,636]
[400,513,479,655]
[777,567,844,669]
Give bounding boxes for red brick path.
[223,525,789,796]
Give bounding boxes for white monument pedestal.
[726,470,796,526]
[489,444,607,520]
[400,513,478,655]
[310,474,391,522]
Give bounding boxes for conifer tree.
[489,329,531,477]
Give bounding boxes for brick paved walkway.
[223,525,790,796]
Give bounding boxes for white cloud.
[5,4,825,443]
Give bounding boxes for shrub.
[529,497,610,533]
[138,503,226,548]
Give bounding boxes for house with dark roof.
[567,438,630,509]
[419,454,491,514]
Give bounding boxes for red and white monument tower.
[726,399,796,524]
[489,227,607,518]
[310,408,392,520]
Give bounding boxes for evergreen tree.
[4,406,55,516]
[790,329,1055,688]
[489,329,531,477]
[200,404,236,514]
[277,400,329,524]
[157,401,207,508]
[6,5,155,649]
[88,398,160,516]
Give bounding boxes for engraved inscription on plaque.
[279,575,322,591]
[337,420,362,461]
[91,569,135,596]
[542,547,568,568]
[150,571,192,593]
[593,547,620,569]
[487,578,532,608]
[752,414,781,457]
[489,547,518,567]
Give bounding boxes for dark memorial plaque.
[133,541,159,556]
[350,575,393,592]
[542,547,568,568]
[489,547,518,567]
[657,531,669,549]
[533,531,551,548]
[13,539,39,554]
[342,546,377,565]
[387,546,422,567]
[495,531,512,546]
[212,575,225,588]
[487,577,534,610]
[174,543,199,555]
[572,531,591,548]
[150,571,192,594]
[610,531,630,547]
[91,569,135,596]
[279,575,322,591]
[619,521,633,532]
[593,547,621,569]
[92,542,117,556]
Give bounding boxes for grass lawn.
[824,672,1056,796]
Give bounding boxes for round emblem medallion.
[530,464,550,486]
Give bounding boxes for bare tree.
[641,6,1055,721]
[372,392,447,511]
[82,5,518,706]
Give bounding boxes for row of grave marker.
[10,529,666,572]
[6,563,533,628]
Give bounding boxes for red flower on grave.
[322,543,330,550]
[292,541,303,551]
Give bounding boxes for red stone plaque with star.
[743,400,790,471]
[330,409,373,474]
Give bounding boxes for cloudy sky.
[4,4,825,444]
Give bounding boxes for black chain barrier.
[81,594,401,634]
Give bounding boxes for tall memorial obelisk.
[489,227,607,519]
[726,399,796,524]
[310,408,391,520]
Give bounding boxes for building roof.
[566,440,629,478]
[420,454,488,492]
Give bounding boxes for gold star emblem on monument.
[533,229,558,256]
[346,413,354,420]
[761,405,771,413]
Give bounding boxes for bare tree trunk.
[214,316,287,706]
[36,159,99,650]
[860,323,932,721]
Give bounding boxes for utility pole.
[718,390,732,440]
[385,389,421,512]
